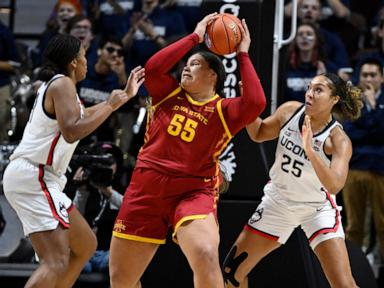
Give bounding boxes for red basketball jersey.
[137,87,231,178]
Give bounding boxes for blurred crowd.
[0,0,384,281]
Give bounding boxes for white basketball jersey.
[268,105,341,202]
[10,74,84,176]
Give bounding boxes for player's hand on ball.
[237,19,251,53]
[194,12,218,43]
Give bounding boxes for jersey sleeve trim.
[152,86,182,108]
[186,93,220,106]
[217,99,232,139]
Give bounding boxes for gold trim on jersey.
[186,93,220,106]
[217,99,232,139]
[172,214,208,243]
[112,231,166,244]
[152,86,182,109]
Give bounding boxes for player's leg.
[26,226,71,288]
[109,236,159,288]
[314,237,357,287]
[304,197,357,287]
[177,213,224,288]
[109,167,167,287]
[222,187,292,288]
[55,207,97,288]
[223,229,281,288]
[26,207,97,288]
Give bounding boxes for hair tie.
[346,80,352,88]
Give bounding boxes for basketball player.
[109,13,266,288]
[2,34,144,288]
[223,73,363,288]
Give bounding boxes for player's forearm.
[145,33,199,76]
[307,151,344,194]
[63,102,113,143]
[238,53,266,121]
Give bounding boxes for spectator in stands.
[352,15,384,84]
[283,22,338,103]
[78,36,127,106]
[66,14,94,51]
[66,14,98,66]
[93,0,138,39]
[122,0,186,70]
[356,15,384,68]
[293,0,352,79]
[342,57,384,268]
[77,36,136,153]
[0,20,20,142]
[161,0,202,33]
[34,0,82,67]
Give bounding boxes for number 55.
[167,113,198,142]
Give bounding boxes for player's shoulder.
[328,125,352,154]
[276,101,303,123]
[48,76,76,94]
[330,125,351,145]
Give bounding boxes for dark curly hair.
[322,73,363,121]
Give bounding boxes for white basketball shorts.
[245,182,344,250]
[3,157,73,236]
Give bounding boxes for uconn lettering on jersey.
[280,135,308,160]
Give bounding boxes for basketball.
[205,13,242,56]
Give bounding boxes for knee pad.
[222,245,248,287]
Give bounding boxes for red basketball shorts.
[113,167,219,244]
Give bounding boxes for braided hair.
[37,34,81,82]
[322,73,363,121]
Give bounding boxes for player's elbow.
[62,133,78,144]
[61,128,79,144]
[258,93,267,111]
[248,134,261,143]
[144,57,160,76]
[325,182,344,195]
[250,92,267,118]
[246,127,262,143]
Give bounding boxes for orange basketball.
[205,13,242,56]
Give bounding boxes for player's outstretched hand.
[194,12,218,43]
[237,19,250,53]
[107,66,145,111]
[125,66,145,98]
